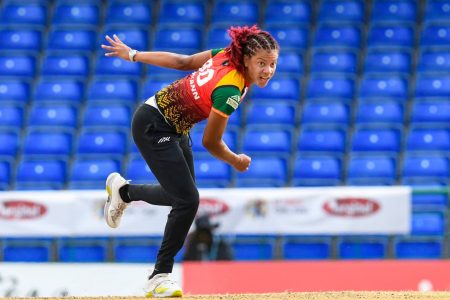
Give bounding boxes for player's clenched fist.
[233,154,251,172]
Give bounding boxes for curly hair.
[227,25,279,74]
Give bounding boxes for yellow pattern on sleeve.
[215,69,245,91]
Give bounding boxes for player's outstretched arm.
[101,34,211,71]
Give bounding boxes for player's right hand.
[233,154,251,172]
[101,34,131,61]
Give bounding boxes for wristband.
[128,49,139,62]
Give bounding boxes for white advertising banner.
[202,186,412,235]
[0,186,411,236]
[0,263,182,297]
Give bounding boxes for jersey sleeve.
[211,85,241,117]
[211,48,224,57]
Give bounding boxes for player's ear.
[243,54,250,68]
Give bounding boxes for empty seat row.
[3,21,450,54]
[2,231,448,262]
[4,0,449,28]
[4,74,450,105]
[1,100,447,132]
[1,150,447,191]
[1,126,447,159]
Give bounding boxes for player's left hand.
[101,34,131,61]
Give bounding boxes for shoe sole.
[104,172,120,228]
[146,290,182,298]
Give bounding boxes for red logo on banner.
[198,198,229,216]
[323,198,380,217]
[0,200,47,220]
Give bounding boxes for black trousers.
[129,104,199,274]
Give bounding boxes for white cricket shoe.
[104,172,129,228]
[144,273,183,298]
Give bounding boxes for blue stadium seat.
[153,27,202,53]
[205,25,232,49]
[406,127,450,152]
[34,79,84,104]
[15,158,67,190]
[265,0,311,26]
[298,127,347,153]
[246,102,296,125]
[83,103,130,129]
[0,104,24,128]
[364,49,411,74]
[0,54,36,78]
[395,237,443,259]
[371,0,417,23]
[307,75,355,102]
[313,24,361,49]
[211,0,259,25]
[53,3,100,26]
[88,78,137,103]
[409,184,449,208]
[0,130,19,158]
[76,129,127,156]
[105,2,152,26]
[101,28,149,50]
[42,54,89,78]
[318,0,364,24]
[22,130,73,157]
[58,237,108,262]
[113,237,161,262]
[415,74,450,99]
[310,50,357,74]
[28,104,78,130]
[95,55,142,78]
[412,210,446,236]
[411,101,450,124]
[159,1,205,26]
[301,102,349,126]
[230,236,276,260]
[47,28,96,52]
[0,160,11,190]
[351,126,401,153]
[420,23,450,48]
[69,158,120,189]
[2,238,53,262]
[417,50,450,73]
[355,102,404,124]
[252,77,300,102]
[0,81,30,104]
[293,156,342,186]
[282,236,332,260]
[195,157,231,188]
[367,24,414,49]
[191,129,237,153]
[338,236,388,259]
[265,26,309,52]
[276,52,303,76]
[425,0,450,23]
[359,75,408,102]
[402,155,449,182]
[0,3,48,26]
[141,79,172,99]
[0,28,42,52]
[235,156,287,187]
[125,157,158,184]
[242,127,292,154]
[347,155,397,185]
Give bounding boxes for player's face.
[244,49,278,88]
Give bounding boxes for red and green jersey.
[155,48,249,134]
